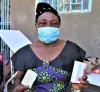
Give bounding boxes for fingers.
[13,85,29,92]
[24,89,30,92]
[19,85,29,90]
[72,75,89,90]
[72,83,81,90]
[78,83,88,89]
[80,79,89,89]
[72,82,89,90]
[80,75,89,86]
[82,75,87,81]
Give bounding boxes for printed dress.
[12,41,86,92]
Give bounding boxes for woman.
[12,2,88,92]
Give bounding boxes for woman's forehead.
[37,12,59,21]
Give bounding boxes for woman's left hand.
[71,75,89,90]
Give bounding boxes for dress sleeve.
[11,49,26,71]
[11,45,34,71]
[11,45,36,72]
[77,48,86,61]
[75,46,86,62]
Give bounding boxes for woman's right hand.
[13,85,29,92]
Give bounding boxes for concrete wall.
[10,0,100,57]
[10,0,36,41]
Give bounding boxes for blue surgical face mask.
[37,27,60,44]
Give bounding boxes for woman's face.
[36,12,60,28]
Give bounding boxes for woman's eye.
[38,22,47,26]
[51,22,59,27]
[52,23,58,25]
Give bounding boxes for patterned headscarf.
[35,2,61,23]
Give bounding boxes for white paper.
[87,73,100,87]
[71,61,87,83]
[0,30,32,53]
[21,69,37,89]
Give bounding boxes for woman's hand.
[71,75,89,90]
[13,85,29,92]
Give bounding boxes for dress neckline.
[28,41,69,63]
